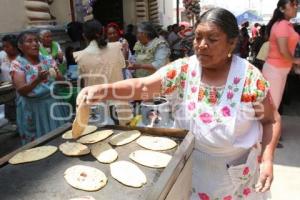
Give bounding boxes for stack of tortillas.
[91,143,118,163]
[64,165,107,191]
[77,130,113,144]
[62,125,97,140]
[109,130,141,146]
[59,142,90,156]
[72,96,90,139]
[110,161,146,187]
[136,136,177,151]
[129,150,172,168]
[9,146,57,164]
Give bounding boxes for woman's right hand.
[37,70,49,82]
[77,85,103,106]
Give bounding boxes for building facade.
[0,0,179,34]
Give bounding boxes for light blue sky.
[201,0,277,15]
[179,0,278,15]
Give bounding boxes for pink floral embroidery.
[199,113,212,124]
[221,106,231,117]
[243,187,251,196]
[227,90,234,100]
[191,70,197,77]
[188,102,196,111]
[243,167,250,176]
[223,195,232,200]
[191,86,197,93]
[198,193,210,200]
[233,77,241,84]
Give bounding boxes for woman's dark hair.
[196,7,239,40]
[137,22,158,40]
[2,34,18,49]
[83,19,107,49]
[17,31,37,56]
[65,46,76,67]
[266,0,296,38]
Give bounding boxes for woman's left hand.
[127,63,140,70]
[255,160,273,192]
[57,52,64,63]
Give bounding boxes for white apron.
[171,55,269,200]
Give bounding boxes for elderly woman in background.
[77,8,281,199]
[128,22,170,78]
[73,20,132,126]
[0,34,19,122]
[262,0,300,110]
[39,29,66,75]
[11,32,68,144]
[0,35,19,82]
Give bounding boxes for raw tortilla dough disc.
[129,150,172,168]
[59,142,90,156]
[77,130,114,144]
[109,130,141,146]
[72,101,90,139]
[8,146,57,164]
[62,125,97,140]
[110,161,147,187]
[64,165,107,191]
[136,136,177,151]
[91,143,118,163]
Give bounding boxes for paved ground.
[269,115,300,200]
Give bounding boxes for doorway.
[92,0,124,27]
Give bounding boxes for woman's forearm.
[261,112,281,162]
[16,77,41,96]
[135,63,156,73]
[83,73,163,105]
[100,78,160,101]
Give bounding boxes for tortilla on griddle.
[77,130,113,144]
[91,143,118,163]
[109,130,141,146]
[62,125,97,140]
[136,136,177,151]
[110,161,146,187]
[64,165,107,191]
[9,146,57,164]
[59,142,90,156]
[129,150,172,168]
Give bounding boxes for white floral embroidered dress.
[160,55,270,200]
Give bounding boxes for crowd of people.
[0,0,299,198]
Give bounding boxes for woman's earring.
[227,53,232,58]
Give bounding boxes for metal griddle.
[0,123,193,200]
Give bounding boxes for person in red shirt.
[251,23,260,39]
